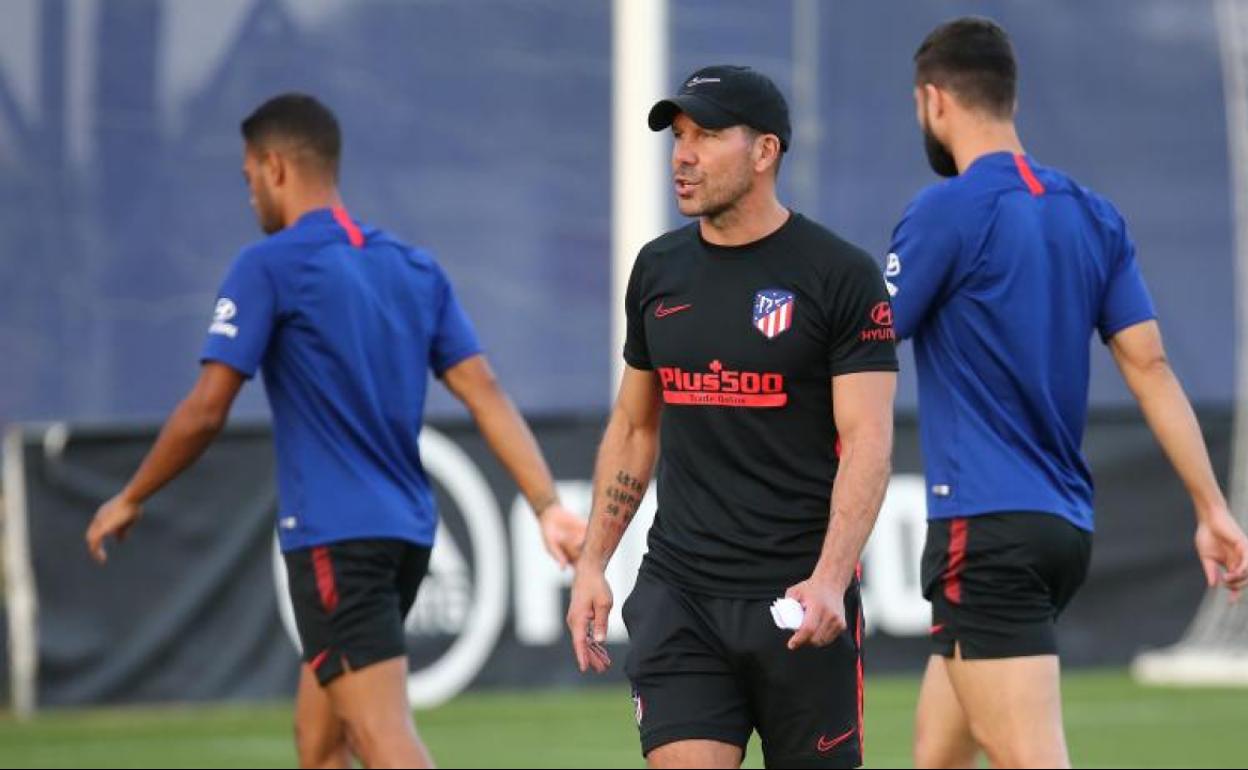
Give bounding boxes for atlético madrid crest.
[753,289,795,339]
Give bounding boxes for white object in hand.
[770,598,805,630]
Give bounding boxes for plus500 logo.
[658,361,787,408]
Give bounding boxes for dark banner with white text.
[2,411,1228,707]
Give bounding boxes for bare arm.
[1109,321,1248,596]
[442,354,585,567]
[86,362,245,563]
[566,366,663,672]
[579,366,663,570]
[787,370,896,649]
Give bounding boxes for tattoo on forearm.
[602,470,645,523]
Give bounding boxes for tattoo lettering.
[602,470,645,522]
[616,471,645,494]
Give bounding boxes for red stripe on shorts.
[944,518,969,604]
[312,546,339,613]
[309,648,332,671]
[855,601,865,754]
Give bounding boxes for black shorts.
[284,538,431,686]
[622,569,864,769]
[921,512,1092,659]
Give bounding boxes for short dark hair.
[240,93,341,178]
[914,17,1016,118]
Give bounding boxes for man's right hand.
[567,566,614,673]
[1195,509,1248,601]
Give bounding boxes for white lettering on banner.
[859,474,931,636]
[511,482,657,646]
[511,482,586,645]
[407,519,472,635]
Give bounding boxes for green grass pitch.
[1,669,1245,768]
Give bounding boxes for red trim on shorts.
[855,601,865,755]
[331,205,365,247]
[309,648,331,671]
[1014,154,1045,196]
[944,518,968,604]
[312,546,339,613]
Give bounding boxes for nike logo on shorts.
[817,727,855,753]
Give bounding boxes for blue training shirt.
[201,207,482,551]
[887,152,1156,532]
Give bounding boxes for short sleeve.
[430,266,484,377]
[623,251,653,370]
[1097,223,1157,342]
[200,247,278,379]
[827,251,900,376]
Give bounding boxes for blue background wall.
[0,0,1234,421]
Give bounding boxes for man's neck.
[951,118,1026,175]
[700,191,790,247]
[281,188,343,229]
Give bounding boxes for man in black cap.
[566,65,898,769]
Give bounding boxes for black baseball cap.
[648,65,791,151]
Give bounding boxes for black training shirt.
[624,213,898,597]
